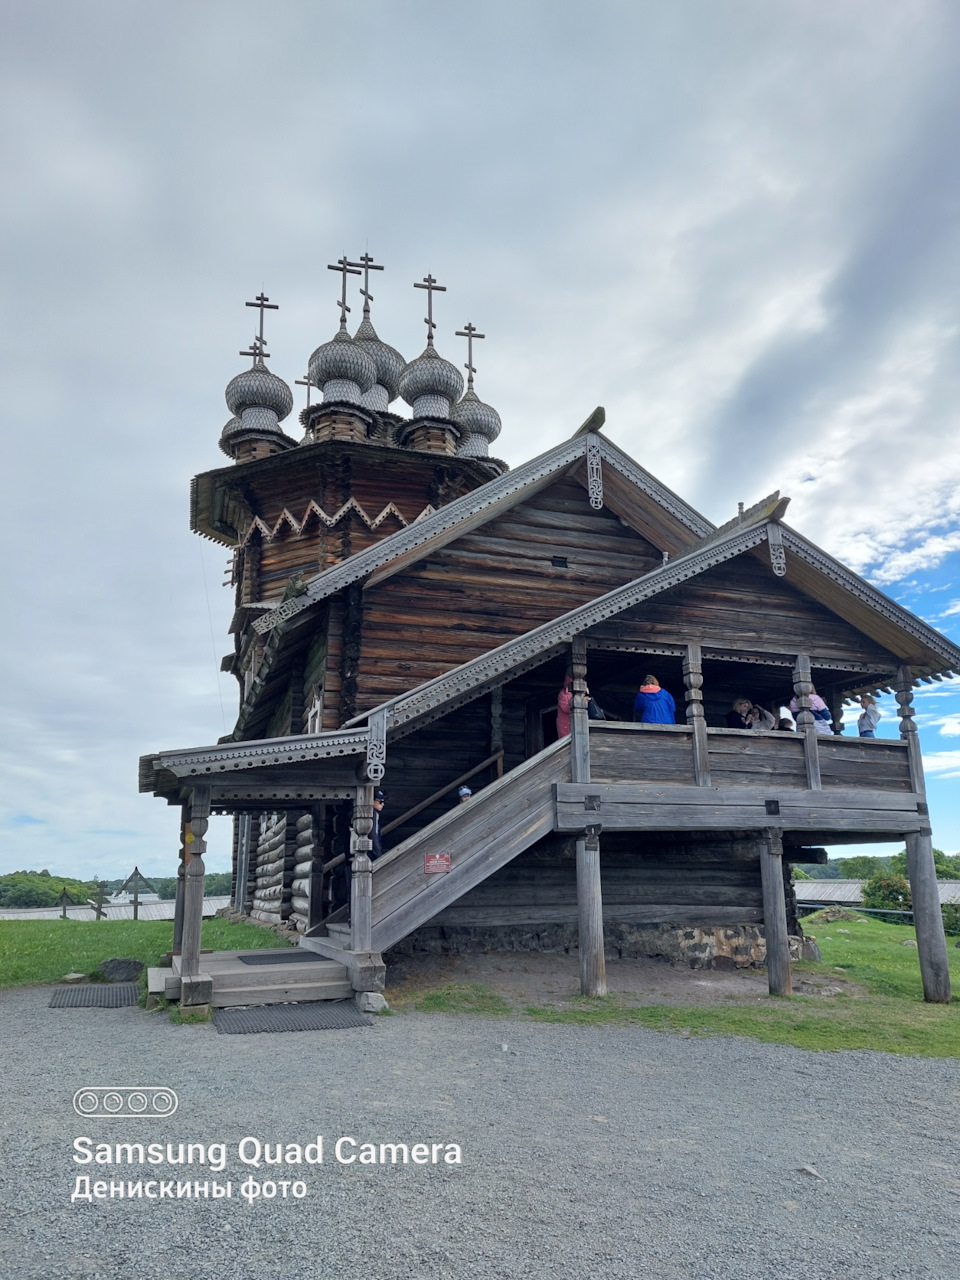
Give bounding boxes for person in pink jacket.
[789,685,833,735]
[557,673,574,738]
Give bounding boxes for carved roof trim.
[138,728,369,792]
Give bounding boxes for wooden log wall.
[706,731,806,788]
[589,555,892,671]
[406,832,766,932]
[249,811,298,926]
[289,811,321,934]
[818,738,913,792]
[355,479,661,714]
[590,726,697,785]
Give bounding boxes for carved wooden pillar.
[683,642,711,786]
[826,685,845,736]
[350,783,374,952]
[792,654,821,790]
[570,636,605,995]
[172,801,189,954]
[569,637,590,785]
[759,828,792,996]
[180,785,212,1008]
[897,666,951,1003]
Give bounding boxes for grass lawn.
[0,918,291,989]
[392,913,960,1057]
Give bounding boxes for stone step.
[211,977,355,1008]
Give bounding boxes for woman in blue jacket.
[633,675,676,724]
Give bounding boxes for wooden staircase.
[368,738,571,952]
[164,950,354,1007]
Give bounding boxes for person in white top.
[788,685,833,735]
[857,694,881,738]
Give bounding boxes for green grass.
[0,918,291,989]
[390,914,960,1057]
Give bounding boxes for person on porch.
[633,675,676,723]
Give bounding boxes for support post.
[577,829,606,997]
[826,684,845,736]
[172,801,188,954]
[180,785,212,1008]
[350,783,374,952]
[792,654,821,790]
[308,805,326,932]
[569,636,591,785]
[683,642,711,786]
[759,828,792,996]
[490,687,504,778]
[233,812,253,914]
[570,636,605,995]
[897,665,951,1003]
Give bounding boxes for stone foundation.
[385,921,820,968]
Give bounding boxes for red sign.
[424,853,451,874]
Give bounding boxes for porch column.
[172,801,188,954]
[683,642,711,786]
[233,812,253,914]
[897,666,951,1003]
[792,654,821,789]
[759,827,792,996]
[180,784,212,1009]
[350,783,374,952]
[571,635,606,996]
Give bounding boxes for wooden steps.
[369,738,572,952]
[170,949,353,1008]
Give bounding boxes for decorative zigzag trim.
[239,499,437,548]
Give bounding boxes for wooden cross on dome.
[245,292,278,347]
[414,273,446,344]
[455,321,485,390]
[349,253,384,317]
[295,372,312,409]
[328,256,361,326]
[239,336,269,364]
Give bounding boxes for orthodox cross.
[349,253,384,318]
[455,321,485,390]
[120,866,156,922]
[245,292,278,347]
[295,373,312,409]
[414,273,446,344]
[87,882,113,921]
[56,887,74,920]
[239,336,268,364]
[328,256,361,326]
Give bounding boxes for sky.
[1,0,959,879]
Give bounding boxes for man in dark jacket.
[370,789,386,859]
[633,675,676,724]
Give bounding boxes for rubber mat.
[49,983,140,1008]
[212,1000,371,1034]
[237,951,326,965]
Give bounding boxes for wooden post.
[569,637,591,785]
[577,830,606,997]
[308,805,326,932]
[172,801,189,953]
[897,666,951,1003]
[793,654,821,790]
[683,642,711,786]
[570,636,606,995]
[826,684,845,736]
[759,828,792,996]
[490,687,504,778]
[180,785,210,980]
[233,812,253,913]
[350,784,374,952]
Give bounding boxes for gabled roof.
[339,499,960,739]
[253,418,715,636]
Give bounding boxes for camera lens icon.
[72,1087,178,1119]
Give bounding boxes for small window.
[551,555,568,568]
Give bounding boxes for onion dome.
[453,388,502,457]
[220,354,295,460]
[399,344,464,420]
[354,315,405,412]
[308,323,377,406]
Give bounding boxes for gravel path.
[0,986,957,1280]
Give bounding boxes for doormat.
[50,984,140,1008]
[212,1000,371,1035]
[237,951,326,965]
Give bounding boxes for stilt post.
[180,784,212,1009]
[571,636,606,995]
[897,665,951,1003]
[759,827,792,996]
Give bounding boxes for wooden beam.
[577,832,606,997]
[759,829,792,997]
[683,642,711,786]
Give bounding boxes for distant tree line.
[0,869,233,908]
[794,850,960,881]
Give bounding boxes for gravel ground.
[1,986,958,1280]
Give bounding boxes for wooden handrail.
[381,751,504,835]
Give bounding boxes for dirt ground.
[384,949,850,1010]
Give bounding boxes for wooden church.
[140,260,956,1009]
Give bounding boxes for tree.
[793,867,811,880]
[836,855,891,879]
[890,848,960,880]
[862,871,912,922]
